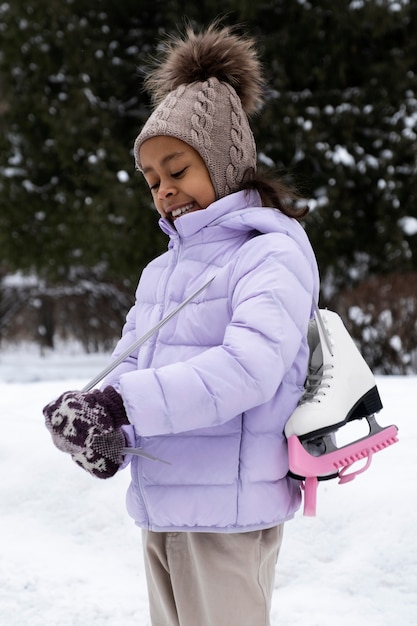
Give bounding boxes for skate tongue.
[301,343,327,402]
[310,343,322,372]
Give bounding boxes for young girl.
[44,22,319,626]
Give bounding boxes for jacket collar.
[158,190,261,239]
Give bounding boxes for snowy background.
[0,345,416,626]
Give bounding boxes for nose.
[157,178,177,200]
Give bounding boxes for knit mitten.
[43,386,129,479]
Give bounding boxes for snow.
[0,348,416,626]
[328,145,355,167]
[116,170,129,183]
[398,216,417,236]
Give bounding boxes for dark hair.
[240,170,309,220]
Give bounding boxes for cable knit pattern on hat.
[190,80,215,151]
[225,85,253,195]
[134,23,264,200]
[146,89,180,135]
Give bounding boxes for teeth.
[171,203,194,218]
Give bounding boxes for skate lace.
[300,364,334,404]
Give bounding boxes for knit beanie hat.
[134,23,264,200]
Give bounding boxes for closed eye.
[147,167,187,192]
[172,167,187,178]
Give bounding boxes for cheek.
[204,187,216,207]
[152,198,164,215]
[199,179,216,207]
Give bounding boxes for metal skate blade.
[121,447,171,464]
[302,414,394,455]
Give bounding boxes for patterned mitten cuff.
[89,386,129,429]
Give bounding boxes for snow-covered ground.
[0,346,416,626]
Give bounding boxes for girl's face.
[139,136,216,223]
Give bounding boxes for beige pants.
[142,525,284,626]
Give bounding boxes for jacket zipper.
[135,236,182,528]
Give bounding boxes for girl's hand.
[43,386,129,478]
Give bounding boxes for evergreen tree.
[0,0,169,284]
[252,0,417,299]
[1,0,416,302]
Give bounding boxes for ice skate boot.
[285,308,399,516]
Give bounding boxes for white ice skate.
[285,308,398,516]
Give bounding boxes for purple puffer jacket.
[102,190,320,532]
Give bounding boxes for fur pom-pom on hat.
[144,23,264,115]
[134,22,265,200]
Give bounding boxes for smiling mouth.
[170,203,195,219]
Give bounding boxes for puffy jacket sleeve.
[119,233,317,436]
